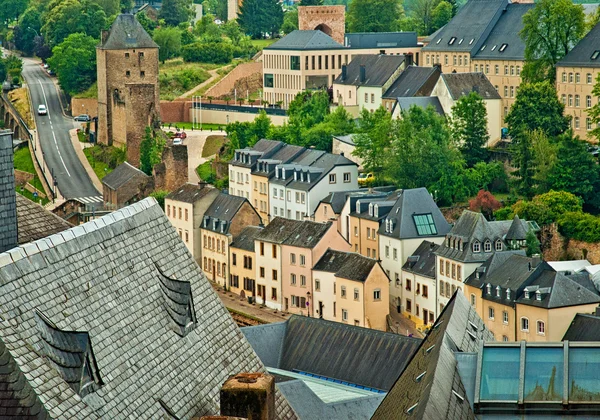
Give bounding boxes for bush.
[558,211,600,243]
[511,190,583,226]
[182,41,233,64]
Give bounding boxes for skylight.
[491,45,497,51]
[499,43,508,52]
[436,38,442,44]
[592,50,600,60]
[480,45,486,51]
[469,39,474,45]
[449,37,456,45]
[458,38,464,45]
[413,214,437,236]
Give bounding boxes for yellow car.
[358,172,375,186]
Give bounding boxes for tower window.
[126,70,131,77]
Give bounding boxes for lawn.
[13,146,36,174]
[164,122,226,131]
[73,82,98,99]
[202,135,226,157]
[83,144,126,180]
[16,186,49,205]
[159,59,221,72]
[250,39,277,49]
[196,161,215,183]
[8,88,35,129]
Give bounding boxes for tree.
[96,0,120,16]
[41,0,106,47]
[140,127,165,175]
[153,27,182,62]
[586,5,600,32]
[195,14,221,39]
[238,0,283,38]
[530,129,557,194]
[512,130,535,199]
[0,0,28,25]
[353,107,393,175]
[300,0,322,5]
[47,33,97,96]
[120,0,133,12]
[348,0,403,32]
[287,90,330,132]
[0,54,23,83]
[512,190,583,226]
[13,7,42,56]
[300,106,355,151]
[450,91,489,167]
[469,190,501,220]
[182,41,233,63]
[223,20,243,45]
[149,190,170,209]
[431,1,452,32]
[202,0,227,21]
[586,73,600,142]
[281,9,298,35]
[136,12,159,36]
[525,229,541,257]
[159,0,193,26]
[410,0,445,35]
[520,0,585,82]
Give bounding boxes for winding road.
[20,58,102,207]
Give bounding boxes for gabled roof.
[395,97,445,116]
[333,54,405,87]
[562,313,600,341]
[231,226,264,252]
[230,139,286,168]
[558,20,600,68]
[202,193,255,235]
[0,198,297,419]
[101,161,150,190]
[16,194,72,244]
[372,292,493,420]
[255,217,333,248]
[402,240,440,279]
[251,144,306,177]
[166,183,216,204]
[344,32,419,49]
[383,65,441,98]
[99,13,158,50]
[440,72,502,101]
[266,30,344,51]
[313,249,378,282]
[515,270,600,309]
[319,186,396,214]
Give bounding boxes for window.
[291,274,297,285]
[354,288,359,300]
[166,204,171,217]
[272,244,277,258]
[562,72,567,82]
[587,95,592,108]
[510,86,514,97]
[232,253,237,266]
[300,255,306,266]
[422,285,428,298]
[371,93,375,103]
[290,56,300,70]
[510,66,514,75]
[485,64,489,74]
[260,242,264,256]
[413,214,437,235]
[537,320,545,335]
[484,240,492,252]
[178,207,182,219]
[576,73,581,83]
[568,94,573,107]
[504,86,508,97]
[448,37,456,45]
[329,174,336,183]
[488,307,495,320]
[290,253,296,264]
[446,282,450,297]
[354,226,358,237]
[126,70,130,77]
[470,294,476,307]
[365,92,368,103]
[473,241,481,252]
[575,117,580,129]
[569,73,574,83]
[504,65,508,75]
[494,65,499,75]
[446,261,450,275]
[260,267,265,277]
[341,286,346,298]
[406,279,412,291]
[393,248,397,260]
[495,240,502,251]
[440,281,445,297]
[395,273,400,286]
[452,55,456,65]
[575,95,580,107]
[502,335,509,342]
[300,275,306,286]
[499,43,507,52]
[315,279,320,291]
[561,94,566,104]
[374,289,381,300]
[521,317,529,332]
[588,73,593,84]
[406,299,412,313]
[272,269,278,281]
[516,66,520,75]
[503,311,508,324]
[243,256,252,269]
[271,288,277,300]
[452,264,456,279]
[140,71,145,77]
[264,74,274,87]
[185,231,189,243]
[342,309,348,321]
[588,118,592,131]
[474,64,478,72]
[125,52,130,58]
[367,227,371,239]
[343,172,351,183]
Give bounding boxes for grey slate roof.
[0,130,17,254]
[372,292,493,420]
[402,241,440,279]
[251,144,306,177]
[395,97,445,116]
[558,19,600,67]
[165,183,216,204]
[255,217,333,248]
[202,193,254,235]
[266,30,344,51]
[562,313,600,341]
[230,139,286,168]
[505,214,528,240]
[344,32,419,49]
[332,134,356,146]
[422,0,508,54]
[440,72,502,100]
[319,187,396,214]
[99,13,158,50]
[16,194,72,244]
[0,198,296,419]
[379,187,451,240]
[333,54,405,87]
[383,65,441,98]
[313,249,378,282]
[101,161,150,190]
[231,226,264,252]
[473,3,533,60]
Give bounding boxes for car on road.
[74,114,91,122]
[37,104,47,115]
[358,172,375,186]
[173,138,183,145]
[47,69,55,76]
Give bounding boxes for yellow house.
[229,226,263,298]
[349,197,397,258]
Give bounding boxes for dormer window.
[491,45,497,51]
[458,239,462,251]
[495,240,502,251]
[294,171,298,181]
[486,284,491,295]
[484,240,492,252]
[480,45,486,51]
[386,219,390,233]
[356,201,361,214]
[535,290,542,301]
[203,216,209,228]
[524,290,530,299]
[213,219,218,230]
[506,288,511,300]
[282,169,286,180]
[436,38,442,44]
[496,285,501,297]
[473,241,481,252]
[374,205,379,218]
[458,38,463,45]
[368,203,374,217]
[592,50,600,60]
[469,39,474,45]
[156,264,197,337]
[448,37,456,45]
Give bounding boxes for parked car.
[173,138,183,145]
[74,114,91,122]
[169,131,187,139]
[358,172,375,186]
[43,63,49,69]
[47,69,55,76]
[37,104,47,115]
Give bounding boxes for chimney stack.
[0,130,17,254]
[101,30,109,45]
[359,65,366,83]
[341,64,347,81]
[531,254,541,269]
[220,373,275,420]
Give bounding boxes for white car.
[173,138,183,145]
[37,104,47,115]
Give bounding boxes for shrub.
[511,190,583,226]
[558,211,600,243]
[182,41,233,64]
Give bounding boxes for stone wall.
[14,169,34,186]
[126,83,159,167]
[540,223,600,264]
[205,62,263,99]
[0,130,17,253]
[159,100,191,123]
[71,98,98,118]
[298,6,346,44]
[154,144,188,192]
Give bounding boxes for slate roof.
[0,198,297,419]
[99,13,158,50]
[333,54,405,87]
[379,187,451,240]
[562,313,600,341]
[558,19,600,67]
[313,249,378,282]
[473,3,533,60]
[231,226,264,252]
[402,241,440,279]
[230,139,286,168]
[344,32,419,49]
[202,193,254,235]
[254,217,333,248]
[319,187,396,214]
[251,144,306,177]
[332,134,356,146]
[165,183,216,204]
[504,214,528,240]
[101,161,150,190]
[372,292,494,420]
[383,65,441,98]
[440,72,502,100]
[266,30,344,51]
[395,97,445,116]
[16,194,72,244]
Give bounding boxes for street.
[20,57,102,206]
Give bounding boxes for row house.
[313,249,389,330]
[200,193,261,288]
[349,195,398,258]
[382,65,442,112]
[464,254,600,342]
[229,226,263,298]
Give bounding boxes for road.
[21,58,102,207]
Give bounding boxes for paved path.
[212,283,290,324]
[388,303,425,338]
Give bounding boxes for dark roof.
[515,270,600,309]
[99,13,158,50]
[344,32,419,49]
[372,292,493,419]
[313,249,378,282]
[230,139,286,168]
[402,241,440,279]
[333,54,405,87]
[464,251,527,289]
[558,19,600,67]
[383,65,441,98]
[242,315,421,392]
[101,161,150,190]
[231,226,264,252]
[0,199,297,419]
[440,72,502,100]
[332,134,356,146]
[379,187,451,240]
[318,187,396,214]
[16,194,72,244]
[266,30,343,51]
[202,193,254,235]
[351,194,398,222]
[165,183,216,203]
[251,144,306,177]
[505,214,528,240]
[256,217,302,243]
[473,3,534,60]
[255,217,333,248]
[395,96,445,116]
[562,313,600,341]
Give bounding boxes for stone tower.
[227,0,242,21]
[298,6,346,45]
[97,14,160,167]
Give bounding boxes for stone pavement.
[212,283,290,324]
[387,303,425,339]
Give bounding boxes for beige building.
[349,196,398,258]
[313,249,389,331]
[200,193,261,287]
[229,226,263,298]
[165,183,219,263]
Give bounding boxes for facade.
[381,65,442,111]
[313,249,390,331]
[97,14,160,166]
[331,134,363,170]
[101,161,153,209]
[164,183,219,263]
[200,193,261,287]
[349,196,397,257]
[229,226,263,298]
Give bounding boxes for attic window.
[496,285,501,297]
[426,344,435,353]
[406,402,419,415]
[436,38,442,44]
[486,284,491,295]
[452,390,465,402]
[480,45,486,51]
[469,321,478,331]
[356,201,361,214]
[448,37,456,45]
[592,50,600,60]
[413,214,437,236]
[433,320,444,330]
[499,43,508,52]
[506,288,511,300]
[491,45,497,51]
[535,290,542,301]
[469,39,474,45]
[473,241,481,252]
[156,264,197,337]
[467,330,477,341]
[458,38,464,45]
[524,290,530,299]
[415,371,427,382]
[368,203,374,217]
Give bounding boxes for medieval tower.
[96,14,160,167]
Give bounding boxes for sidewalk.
[212,283,290,324]
[388,303,425,339]
[69,129,103,192]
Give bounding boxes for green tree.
[512,190,583,226]
[410,0,442,35]
[47,33,97,96]
[530,129,557,194]
[202,0,227,21]
[139,127,165,175]
[120,0,133,12]
[287,90,330,131]
[159,0,193,26]
[149,190,170,209]
[450,91,489,167]
[96,0,120,16]
[431,0,452,32]
[195,14,221,39]
[223,20,243,44]
[348,0,403,32]
[525,229,541,257]
[42,0,106,47]
[353,107,393,175]
[281,9,298,35]
[512,130,535,199]
[586,73,600,142]
[153,27,182,62]
[182,40,233,63]
[0,0,28,25]
[301,106,355,151]
[586,5,600,32]
[520,0,585,82]
[136,12,159,36]
[238,0,283,38]
[13,7,41,56]
[300,0,323,5]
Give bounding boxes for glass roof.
[524,347,563,402]
[480,347,520,401]
[413,214,437,236]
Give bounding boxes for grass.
[250,39,277,49]
[196,161,215,182]
[159,58,221,72]
[159,67,211,100]
[13,146,36,174]
[77,130,87,142]
[163,122,226,131]
[83,144,126,180]
[8,88,35,129]
[73,82,98,99]
[202,135,226,157]
[17,187,50,205]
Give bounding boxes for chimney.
[220,373,275,420]
[405,53,413,66]
[359,65,366,83]
[531,254,541,269]
[341,64,347,81]
[0,130,18,254]
[101,30,109,45]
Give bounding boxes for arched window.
[521,317,529,332]
[484,240,492,252]
[495,240,502,251]
[473,241,481,252]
